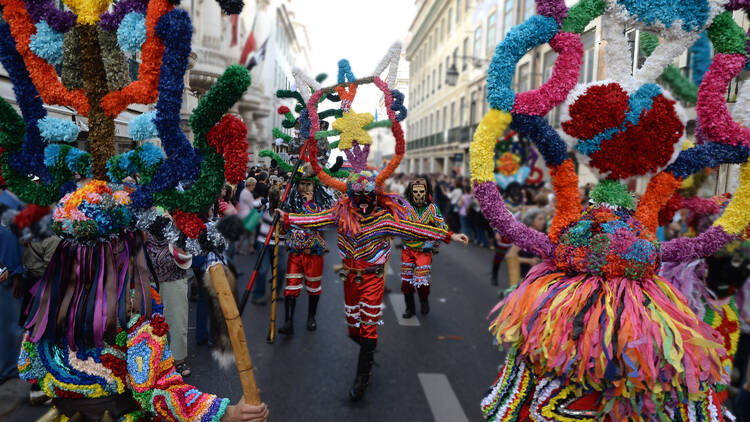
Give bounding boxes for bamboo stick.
[208,263,261,405]
[267,226,280,344]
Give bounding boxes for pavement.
[4,230,509,421]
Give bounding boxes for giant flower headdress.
[0,0,252,254]
[472,0,750,419]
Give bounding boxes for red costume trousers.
[400,248,433,301]
[343,259,384,339]
[285,252,323,297]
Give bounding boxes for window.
[426,75,431,98]
[580,30,596,84]
[517,62,530,92]
[465,0,470,12]
[474,26,482,58]
[438,63,443,89]
[445,56,451,83]
[470,91,478,125]
[482,85,488,114]
[441,19,445,40]
[453,48,458,68]
[462,37,469,70]
[456,0,461,22]
[450,102,456,127]
[503,0,513,37]
[434,29,439,50]
[432,69,436,93]
[524,0,534,20]
[459,96,466,126]
[447,9,452,33]
[443,106,448,130]
[487,13,496,53]
[429,114,434,134]
[435,109,440,132]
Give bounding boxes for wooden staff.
[266,225,280,344]
[208,263,261,405]
[507,255,521,288]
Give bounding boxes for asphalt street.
[6,230,509,422]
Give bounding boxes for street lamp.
[445,64,459,86]
[445,56,492,87]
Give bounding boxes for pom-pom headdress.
[472,0,750,419]
[0,0,251,254]
[298,42,406,193]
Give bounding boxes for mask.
[298,179,315,195]
[410,180,428,207]
[352,191,377,215]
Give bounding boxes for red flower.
[101,353,128,380]
[277,105,290,115]
[13,204,49,229]
[562,83,629,140]
[150,314,169,337]
[172,209,205,239]
[207,114,249,184]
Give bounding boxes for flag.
[239,15,257,65]
[244,36,269,71]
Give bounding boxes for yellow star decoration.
[332,110,374,150]
[63,0,112,24]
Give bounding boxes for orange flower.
[100,0,172,117]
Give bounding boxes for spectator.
[459,185,473,239]
[448,179,463,232]
[0,223,24,383]
[237,177,263,254]
[251,187,287,305]
[0,184,23,210]
[506,207,547,284]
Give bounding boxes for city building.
[371,52,410,170]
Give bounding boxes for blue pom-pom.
[117,12,147,54]
[128,111,158,140]
[487,15,558,111]
[510,113,568,166]
[337,59,356,84]
[138,142,165,167]
[29,22,63,65]
[43,144,61,168]
[391,89,407,122]
[64,147,88,173]
[37,116,80,143]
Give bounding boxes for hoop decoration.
[304,43,407,192]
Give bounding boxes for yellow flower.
[63,0,112,24]
[715,161,750,235]
[332,110,374,150]
[470,109,512,183]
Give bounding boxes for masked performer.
[278,163,336,334]
[277,50,469,401]
[400,175,447,317]
[0,0,268,419]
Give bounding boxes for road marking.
[418,373,469,422]
[388,293,420,326]
[386,264,394,276]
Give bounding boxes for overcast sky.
[292,0,417,78]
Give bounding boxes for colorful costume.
[283,49,466,401]
[400,176,447,317]
[470,1,750,420]
[0,0,255,418]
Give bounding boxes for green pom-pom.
[115,330,128,347]
[561,0,605,34]
[660,65,698,104]
[707,12,749,55]
[590,180,635,209]
[639,32,658,57]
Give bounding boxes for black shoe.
[278,296,296,335]
[307,295,320,331]
[420,299,430,315]
[349,338,376,402]
[402,292,416,319]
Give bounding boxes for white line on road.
[388,293,420,326]
[386,264,394,276]
[418,373,469,422]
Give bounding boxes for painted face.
[298,179,315,195]
[352,191,377,215]
[411,183,428,207]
